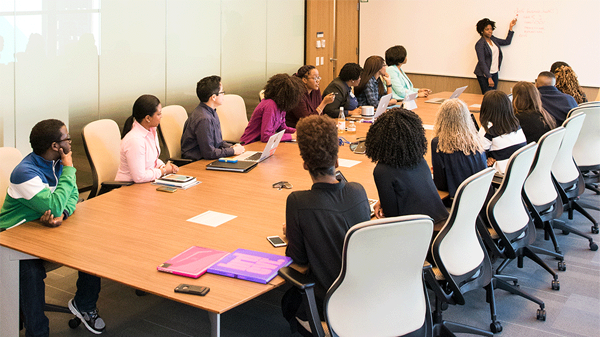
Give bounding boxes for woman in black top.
[512,81,557,144]
[365,107,449,229]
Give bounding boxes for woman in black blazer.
[474,17,517,94]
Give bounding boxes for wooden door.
[334,0,359,77]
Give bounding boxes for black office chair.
[279,215,434,337]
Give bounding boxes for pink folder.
[157,246,229,278]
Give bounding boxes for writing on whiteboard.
[514,7,557,38]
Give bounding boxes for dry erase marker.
[219,158,238,163]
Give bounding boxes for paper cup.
[361,106,374,116]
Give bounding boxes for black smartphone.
[335,170,347,183]
[174,284,210,296]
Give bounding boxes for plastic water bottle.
[338,107,345,134]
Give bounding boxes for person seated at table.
[282,114,371,335]
[512,81,557,144]
[535,71,578,126]
[285,65,335,128]
[180,76,245,160]
[240,73,305,144]
[322,62,363,118]
[116,94,179,183]
[551,61,588,104]
[354,55,398,108]
[0,119,106,335]
[385,45,431,101]
[478,90,527,175]
[431,99,487,199]
[365,107,448,230]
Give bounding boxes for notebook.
[207,248,293,284]
[157,246,229,278]
[154,175,198,189]
[206,160,257,173]
[234,130,285,163]
[425,85,468,104]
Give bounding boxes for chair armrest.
[101,181,134,187]
[278,267,316,290]
[169,157,193,167]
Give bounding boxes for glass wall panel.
[0,12,15,147]
[266,0,304,76]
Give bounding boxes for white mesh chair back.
[523,127,565,206]
[567,104,600,167]
[552,113,585,184]
[160,105,188,159]
[436,168,495,276]
[216,94,248,143]
[490,143,538,234]
[325,215,433,337]
[577,101,599,108]
[82,119,122,198]
[0,147,23,206]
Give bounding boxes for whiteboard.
[359,0,600,87]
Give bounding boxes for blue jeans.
[20,259,101,337]
[477,73,498,94]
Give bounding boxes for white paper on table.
[423,124,434,130]
[187,211,237,227]
[338,158,361,167]
[402,92,418,110]
[469,104,481,109]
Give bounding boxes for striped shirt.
[479,126,527,174]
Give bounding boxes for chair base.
[433,320,493,337]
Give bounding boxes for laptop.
[425,85,468,104]
[372,93,393,119]
[234,130,285,162]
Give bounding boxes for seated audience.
[535,71,578,126]
[285,65,335,128]
[0,119,105,335]
[240,73,304,144]
[322,62,363,118]
[431,99,487,198]
[116,94,178,183]
[365,107,448,229]
[478,90,527,174]
[181,76,245,160]
[512,81,557,144]
[282,115,371,334]
[355,55,398,108]
[551,61,588,104]
[385,45,431,100]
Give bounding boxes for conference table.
[0,92,483,337]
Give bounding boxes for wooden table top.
[0,91,482,315]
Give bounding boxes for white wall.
[0,0,304,155]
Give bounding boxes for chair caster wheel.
[558,261,566,271]
[562,229,570,235]
[552,279,560,290]
[441,302,449,311]
[490,321,503,333]
[135,289,148,296]
[590,242,598,251]
[68,317,81,329]
[536,308,546,321]
[592,226,599,234]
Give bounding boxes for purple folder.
[157,246,229,278]
[207,248,293,284]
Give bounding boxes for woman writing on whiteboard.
[474,17,517,94]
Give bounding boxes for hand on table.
[233,144,245,155]
[39,210,64,228]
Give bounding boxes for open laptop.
[425,85,468,104]
[373,93,393,119]
[234,130,285,162]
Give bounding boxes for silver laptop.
[234,130,285,162]
[425,85,468,104]
[373,93,393,119]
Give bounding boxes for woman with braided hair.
[551,61,588,104]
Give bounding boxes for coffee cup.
[361,106,374,117]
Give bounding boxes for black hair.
[196,75,222,102]
[538,71,555,79]
[296,115,338,177]
[30,119,65,156]
[122,94,161,137]
[479,90,519,135]
[365,108,427,169]
[385,45,407,66]
[338,63,362,82]
[263,73,305,113]
[294,65,316,79]
[476,18,496,35]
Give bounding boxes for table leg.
[0,246,34,337]
[208,311,220,337]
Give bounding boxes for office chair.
[552,113,599,242]
[216,94,249,143]
[158,105,192,166]
[279,215,434,337]
[567,104,600,195]
[82,119,133,199]
[428,168,502,335]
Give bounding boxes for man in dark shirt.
[282,115,371,332]
[180,76,245,160]
[535,71,578,126]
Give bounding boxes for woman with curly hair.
[431,99,487,198]
[285,65,335,128]
[355,55,398,108]
[240,73,305,144]
[512,81,557,144]
[365,107,448,228]
[474,17,517,93]
[551,61,588,104]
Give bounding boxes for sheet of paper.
[187,211,237,227]
[469,104,481,108]
[338,158,361,167]
[423,124,434,130]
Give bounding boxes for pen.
[219,158,238,163]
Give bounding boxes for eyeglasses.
[55,135,72,144]
[272,181,293,190]
[214,91,225,96]
[307,76,321,81]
